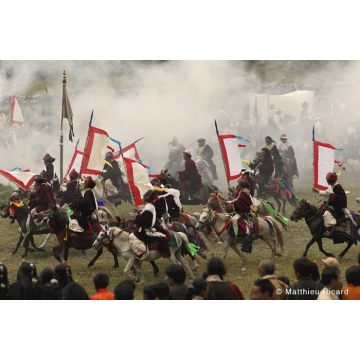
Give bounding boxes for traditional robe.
[56,180,82,207]
[178,158,202,192]
[319,183,347,222]
[71,189,97,230]
[28,183,57,212]
[102,159,122,189]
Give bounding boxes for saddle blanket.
[330,213,358,245]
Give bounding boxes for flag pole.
[79,110,93,179]
[60,71,66,182]
[63,138,80,183]
[312,125,315,205]
[215,120,230,188]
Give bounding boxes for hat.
[172,136,178,141]
[69,169,79,179]
[183,150,192,157]
[197,137,206,142]
[280,133,287,139]
[34,175,45,183]
[43,153,55,163]
[105,151,114,159]
[321,257,339,268]
[326,172,337,183]
[237,177,249,188]
[143,190,157,203]
[84,176,96,189]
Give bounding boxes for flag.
[64,149,84,180]
[217,134,245,182]
[113,143,140,161]
[0,169,36,190]
[123,157,153,206]
[313,140,337,190]
[80,126,109,175]
[62,73,74,142]
[11,95,24,126]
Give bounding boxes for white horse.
[93,225,194,284]
[195,206,284,262]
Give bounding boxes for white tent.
[249,90,314,125]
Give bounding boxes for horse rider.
[250,147,274,196]
[278,133,299,178]
[70,176,97,231]
[178,150,202,200]
[313,172,355,236]
[56,169,82,207]
[101,151,122,198]
[166,136,186,176]
[132,189,171,258]
[225,177,257,252]
[195,137,218,180]
[28,174,58,218]
[42,153,57,189]
[264,136,287,180]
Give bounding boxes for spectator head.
[143,284,156,300]
[39,268,55,286]
[54,264,74,288]
[187,278,209,299]
[114,279,135,300]
[345,266,360,286]
[206,257,227,280]
[93,272,109,290]
[153,281,170,300]
[250,279,274,300]
[321,266,341,291]
[293,257,316,279]
[62,283,89,300]
[321,257,339,270]
[164,264,186,286]
[258,259,275,277]
[277,276,290,286]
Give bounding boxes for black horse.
[290,199,360,259]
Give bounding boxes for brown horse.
[290,199,360,259]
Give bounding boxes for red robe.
[56,180,82,207]
[28,183,57,212]
[233,191,252,214]
[178,158,202,191]
[320,183,347,222]
[71,190,97,230]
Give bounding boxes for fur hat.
[143,190,157,203]
[237,177,249,188]
[183,150,192,157]
[105,151,114,159]
[326,172,337,183]
[84,176,96,189]
[69,169,79,180]
[43,154,55,163]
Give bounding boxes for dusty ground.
[1,161,360,299]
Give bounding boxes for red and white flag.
[80,126,109,176]
[113,143,140,161]
[217,134,244,182]
[313,140,337,190]
[0,169,36,190]
[11,95,24,127]
[123,157,153,206]
[64,149,84,180]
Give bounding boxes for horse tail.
[267,216,284,254]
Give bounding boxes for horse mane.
[300,199,317,211]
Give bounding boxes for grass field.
[1,166,360,300]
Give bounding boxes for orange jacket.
[90,288,115,300]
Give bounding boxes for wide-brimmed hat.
[197,137,206,142]
[183,150,192,157]
[280,133,287,139]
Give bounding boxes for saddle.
[68,220,103,249]
[264,178,280,192]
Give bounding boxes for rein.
[295,206,321,222]
[99,228,134,255]
[199,211,230,236]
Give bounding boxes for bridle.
[292,204,321,222]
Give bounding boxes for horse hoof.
[113,265,119,268]
[11,251,17,256]
[28,248,35,253]
[337,256,343,260]
[87,264,93,268]
[38,247,46,252]
[275,252,282,257]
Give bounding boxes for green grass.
[1,165,360,299]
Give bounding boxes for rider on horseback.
[250,148,274,196]
[132,190,171,258]
[313,172,355,236]
[278,133,299,178]
[166,136,186,176]
[178,150,202,200]
[28,174,58,218]
[101,152,123,199]
[70,176,97,231]
[42,153,57,189]
[56,169,82,207]
[195,138,218,180]
[264,136,287,181]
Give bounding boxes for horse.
[92,225,194,284]
[195,158,214,186]
[290,199,360,259]
[195,206,284,262]
[160,169,222,205]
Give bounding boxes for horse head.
[0,202,10,218]
[290,199,310,222]
[356,196,360,204]
[195,206,213,230]
[92,224,108,250]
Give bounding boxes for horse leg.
[53,245,63,263]
[87,247,103,268]
[38,233,52,251]
[21,234,31,258]
[258,235,281,260]
[302,235,319,257]
[337,241,354,260]
[150,260,159,277]
[229,241,246,263]
[175,248,194,280]
[316,236,335,258]
[281,199,286,215]
[12,234,24,255]
[111,248,119,268]
[273,196,282,214]
[29,234,41,252]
